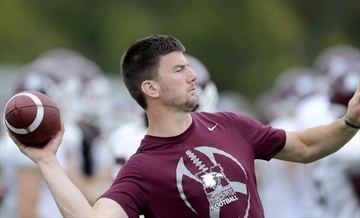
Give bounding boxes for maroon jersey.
[101,112,286,218]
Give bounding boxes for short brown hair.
[121,34,185,109]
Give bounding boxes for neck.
[146,107,192,137]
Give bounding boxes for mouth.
[188,85,196,92]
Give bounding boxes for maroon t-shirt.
[101,112,286,218]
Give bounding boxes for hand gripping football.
[3,91,60,147]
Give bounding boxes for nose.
[187,66,197,83]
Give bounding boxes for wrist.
[37,154,58,168]
[344,115,360,130]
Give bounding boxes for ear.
[141,80,159,98]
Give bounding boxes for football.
[3,91,61,147]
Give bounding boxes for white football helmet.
[186,54,219,112]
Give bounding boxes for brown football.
[3,91,60,147]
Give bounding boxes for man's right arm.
[8,122,128,218]
[38,156,128,218]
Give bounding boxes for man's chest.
[143,143,257,217]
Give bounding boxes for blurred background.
[1,0,359,102]
[1,1,359,218]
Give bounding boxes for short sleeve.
[100,157,145,218]
[252,124,286,160]
[221,112,286,160]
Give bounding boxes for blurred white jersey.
[108,118,147,178]
[295,94,360,217]
[0,122,82,218]
[257,115,312,217]
[258,93,359,217]
[308,132,360,217]
[0,133,35,218]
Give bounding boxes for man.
[107,53,219,179]
[7,35,360,218]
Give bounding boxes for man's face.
[156,51,198,112]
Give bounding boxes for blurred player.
[186,54,219,112]
[258,46,360,217]
[255,67,321,124]
[0,48,113,217]
[0,49,85,218]
[301,45,360,217]
[217,90,254,118]
[255,66,324,217]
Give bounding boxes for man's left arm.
[275,85,359,163]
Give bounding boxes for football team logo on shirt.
[176,146,250,218]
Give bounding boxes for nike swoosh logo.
[207,123,218,131]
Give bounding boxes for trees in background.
[1,0,359,101]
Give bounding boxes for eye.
[175,65,186,72]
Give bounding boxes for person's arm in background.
[8,122,128,218]
[18,168,41,218]
[66,150,113,205]
[275,85,359,163]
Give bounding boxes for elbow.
[300,149,321,164]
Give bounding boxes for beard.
[183,97,198,112]
[159,83,198,112]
